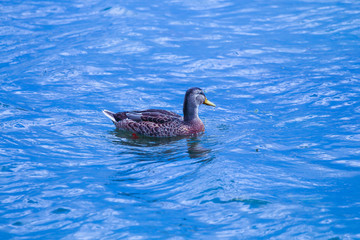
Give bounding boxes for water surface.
[1,0,360,239]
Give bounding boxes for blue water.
[1,0,360,239]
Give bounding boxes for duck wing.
[114,109,182,124]
[136,109,181,118]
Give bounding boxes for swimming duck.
[103,87,216,137]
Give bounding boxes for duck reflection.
[109,129,212,160]
[186,137,211,160]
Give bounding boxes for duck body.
[103,87,215,137]
[104,109,204,137]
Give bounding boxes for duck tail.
[103,110,117,123]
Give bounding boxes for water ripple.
[1,0,360,239]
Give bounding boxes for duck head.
[183,87,216,122]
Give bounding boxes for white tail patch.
[103,110,117,123]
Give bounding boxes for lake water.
[1,0,360,239]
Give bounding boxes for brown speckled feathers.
[103,87,215,137]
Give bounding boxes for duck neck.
[183,99,199,122]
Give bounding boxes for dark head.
[183,87,216,122]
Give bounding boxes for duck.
[103,87,216,137]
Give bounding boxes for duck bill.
[203,98,216,107]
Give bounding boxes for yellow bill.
[203,98,216,107]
